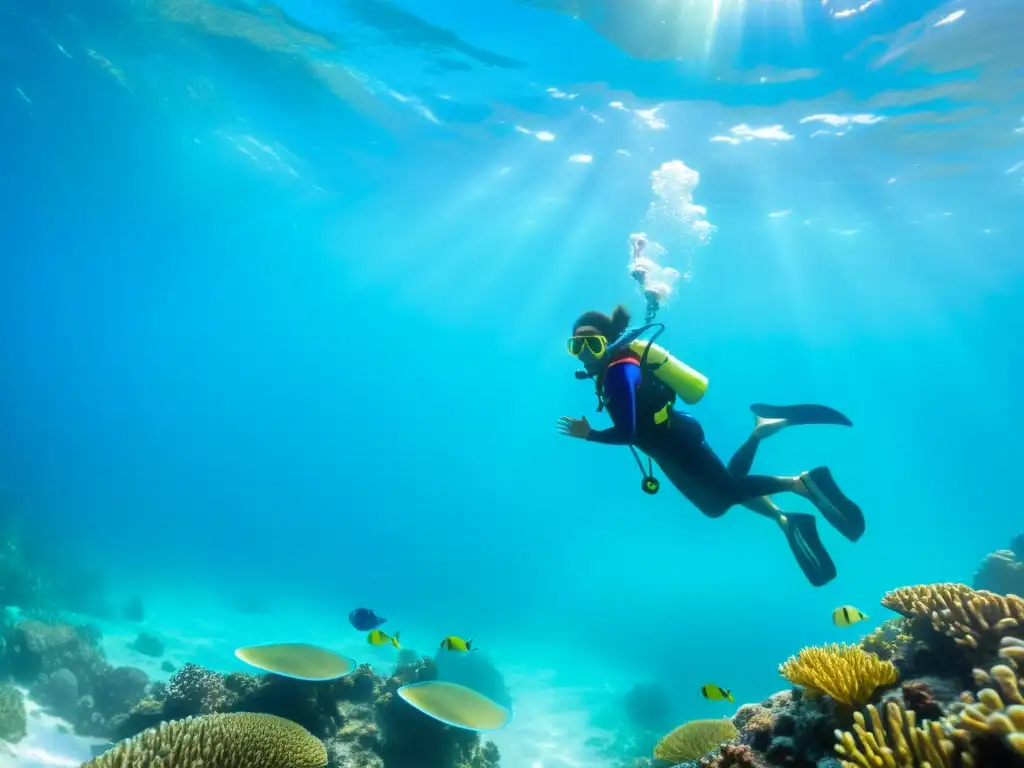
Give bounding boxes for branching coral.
[951,663,1024,759]
[653,719,739,762]
[862,619,917,662]
[84,713,328,767]
[833,700,972,768]
[1000,637,1024,667]
[779,644,898,707]
[882,583,1024,651]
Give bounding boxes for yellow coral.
[882,583,1024,650]
[999,637,1024,667]
[779,643,898,707]
[84,712,328,767]
[654,719,739,762]
[834,700,973,768]
[951,663,1024,759]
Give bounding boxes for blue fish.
[349,607,387,631]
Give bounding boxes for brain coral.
[654,718,739,762]
[83,712,328,768]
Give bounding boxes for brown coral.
[699,743,768,767]
[654,719,739,762]
[779,644,898,707]
[833,700,972,768]
[952,663,1024,759]
[882,583,1024,651]
[902,681,943,721]
[733,703,775,736]
[83,712,328,767]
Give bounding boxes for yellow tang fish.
[832,605,869,628]
[440,635,473,652]
[700,684,734,703]
[368,629,401,648]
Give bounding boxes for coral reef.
[779,644,899,707]
[680,579,1024,768]
[833,700,971,768]
[700,743,770,767]
[0,612,501,767]
[882,583,1024,656]
[84,712,328,767]
[948,662,1024,763]
[114,656,499,768]
[1,619,150,737]
[973,535,1024,597]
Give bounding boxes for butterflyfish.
[832,605,869,627]
[368,629,401,647]
[700,684,734,703]
[440,636,473,652]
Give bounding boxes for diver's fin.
[750,403,853,428]
[801,467,865,542]
[781,512,837,588]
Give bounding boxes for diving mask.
[567,335,607,359]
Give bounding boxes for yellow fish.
[440,635,473,652]
[833,605,869,627]
[700,684,734,703]
[367,629,400,648]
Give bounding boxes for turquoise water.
[1,0,1023,765]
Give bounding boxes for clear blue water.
[2,0,1023,764]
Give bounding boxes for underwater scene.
[1,0,1024,766]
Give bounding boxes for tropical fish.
[398,681,512,732]
[234,643,356,681]
[832,605,869,627]
[440,636,473,652]
[349,607,387,631]
[700,684,734,703]
[368,629,400,648]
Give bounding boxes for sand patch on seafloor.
[0,693,107,768]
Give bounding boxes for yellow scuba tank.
[627,340,708,405]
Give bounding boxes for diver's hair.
[609,304,631,338]
[572,304,632,343]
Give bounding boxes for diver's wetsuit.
[586,359,786,518]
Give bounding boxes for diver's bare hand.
[557,415,591,439]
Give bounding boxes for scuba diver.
[557,301,864,588]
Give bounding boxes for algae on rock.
[0,684,27,743]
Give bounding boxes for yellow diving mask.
[567,334,607,359]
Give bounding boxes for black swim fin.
[781,512,837,588]
[750,403,853,428]
[802,466,865,542]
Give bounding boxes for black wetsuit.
[586,358,787,518]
